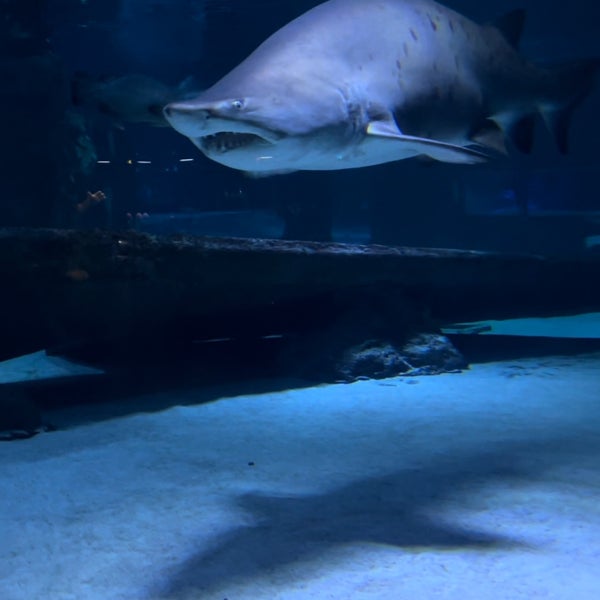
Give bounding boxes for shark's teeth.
[202,132,261,153]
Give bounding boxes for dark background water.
[3,0,600,254]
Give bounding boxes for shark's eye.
[231,99,245,110]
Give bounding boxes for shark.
[72,73,201,127]
[163,0,598,175]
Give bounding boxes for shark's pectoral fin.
[366,121,488,164]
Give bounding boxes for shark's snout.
[163,102,213,137]
[164,96,281,157]
[163,101,205,119]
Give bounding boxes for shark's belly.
[200,129,445,173]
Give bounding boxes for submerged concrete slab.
[1,228,599,360]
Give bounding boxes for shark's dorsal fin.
[492,9,526,49]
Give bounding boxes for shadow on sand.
[154,435,594,598]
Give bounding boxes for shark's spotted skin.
[164,0,598,175]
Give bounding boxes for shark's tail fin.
[539,58,600,153]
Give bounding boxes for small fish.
[76,190,106,214]
[72,73,200,127]
[65,268,90,283]
[164,0,599,175]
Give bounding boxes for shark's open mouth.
[201,132,269,154]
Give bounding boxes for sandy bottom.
[1,352,600,599]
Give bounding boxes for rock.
[334,334,466,381]
[401,333,467,373]
[336,340,412,380]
